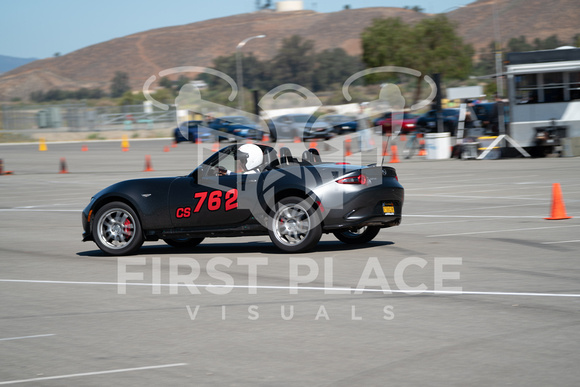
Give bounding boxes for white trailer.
[506,47,580,156]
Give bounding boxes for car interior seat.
[279,147,293,165]
[262,148,278,169]
[302,148,322,164]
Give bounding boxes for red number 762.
[193,189,238,213]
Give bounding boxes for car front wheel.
[268,196,322,253]
[92,202,144,255]
[333,226,380,244]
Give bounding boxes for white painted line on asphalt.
[1,279,580,298]
[401,220,474,226]
[0,363,187,385]
[408,202,546,215]
[0,209,81,212]
[405,214,542,218]
[406,193,548,200]
[0,334,55,342]
[427,224,580,238]
[542,239,580,245]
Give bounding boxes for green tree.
[473,41,496,76]
[175,75,190,90]
[361,15,473,103]
[312,48,364,92]
[197,54,237,90]
[534,34,563,50]
[507,36,533,52]
[271,35,316,88]
[361,17,413,83]
[88,88,104,99]
[159,76,173,89]
[110,71,131,98]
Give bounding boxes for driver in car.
[217,143,264,175]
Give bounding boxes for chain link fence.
[1,103,178,132]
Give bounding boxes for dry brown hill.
[1,0,578,101]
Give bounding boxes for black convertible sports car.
[82,143,404,255]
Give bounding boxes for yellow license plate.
[382,203,395,215]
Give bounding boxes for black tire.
[333,226,380,244]
[163,237,204,248]
[92,202,144,255]
[268,196,322,253]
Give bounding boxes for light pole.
[493,0,503,98]
[236,34,266,111]
[440,5,465,13]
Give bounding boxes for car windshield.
[293,115,312,123]
[223,116,252,125]
[443,110,459,117]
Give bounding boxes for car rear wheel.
[92,202,144,255]
[163,237,204,248]
[268,196,322,253]
[333,226,380,244]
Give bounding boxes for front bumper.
[81,204,93,241]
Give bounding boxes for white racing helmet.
[237,144,263,171]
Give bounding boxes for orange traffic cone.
[59,157,69,174]
[294,136,301,144]
[344,136,352,157]
[144,155,154,172]
[545,183,572,220]
[212,141,219,152]
[121,135,130,152]
[417,134,427,156]
[262,132,270,142]
[163,145,170,152]
[310,141,318,150]
[39,138,47,152]
[389,145,400,163]
[81,144,88,152]
[171,140,178,148]
[0,159,13,175]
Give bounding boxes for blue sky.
[0,0,473,59]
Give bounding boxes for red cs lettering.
[176,207,191,218]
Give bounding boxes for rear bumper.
[320,184,404,231]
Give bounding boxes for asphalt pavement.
[0,137,579,386]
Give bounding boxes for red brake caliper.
[123,218,132,237]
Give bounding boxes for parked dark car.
[173,120,212,143]
[415,109,460,134]
[323,114,358,135]
[209,116,264,142]
[269,114,334,141]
